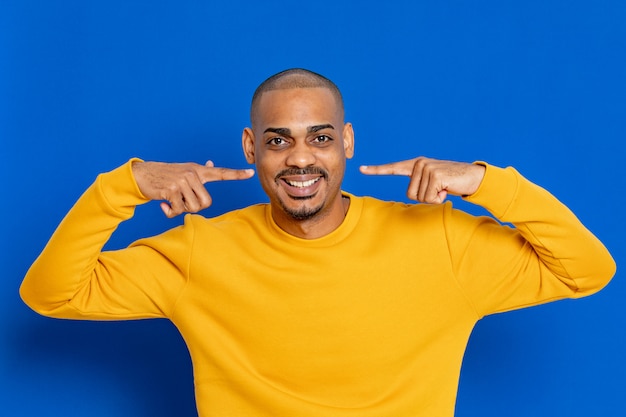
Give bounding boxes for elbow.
[574,249,617,297]
[19,278,51,316]
[19,272,68,317]
[595,253,617,291]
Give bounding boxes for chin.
[279,197,325,221]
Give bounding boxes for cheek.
[324,151,347,174]
[255,158,279,185]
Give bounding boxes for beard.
[274,167,329,221]
[278,195,324,221]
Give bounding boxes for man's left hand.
[360,157,486,204]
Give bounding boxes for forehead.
[252,87,342,129]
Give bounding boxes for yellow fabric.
[21,160,615,417]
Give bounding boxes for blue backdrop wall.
[1,1,624,416]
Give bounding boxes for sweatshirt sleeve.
[447,163,616,317]
[20,160,190,320]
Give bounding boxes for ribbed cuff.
[463,162,520,219]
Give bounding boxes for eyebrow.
[263,124,335,135]
[308,124,335,133]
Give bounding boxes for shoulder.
[184,203,269,234]
[353,193,496,233]
[346,193,456,233]
[355,194,451,219]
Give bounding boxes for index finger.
[359,159,417,177]
[201,166,255,183]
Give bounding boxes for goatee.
[279,195,324,221]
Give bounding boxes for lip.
[279,174,324,198]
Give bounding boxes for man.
[21,68,615,417]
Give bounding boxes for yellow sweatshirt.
[21,160,615,417]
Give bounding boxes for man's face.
[242,87,354,230]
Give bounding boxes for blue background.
[1,1,624,416]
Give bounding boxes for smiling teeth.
[286,178,320,188]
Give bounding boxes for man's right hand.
[132,160,255,218]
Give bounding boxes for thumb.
[159,201,176,218]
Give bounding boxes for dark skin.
[241,87,354,238]
[132,86,485,235]
[361,157,485,204]
[132,160,254,218]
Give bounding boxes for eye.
[267,137,287,146]
[313,135,333,144]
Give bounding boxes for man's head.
[242,69,354,238]
[249,68,345,128]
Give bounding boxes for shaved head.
[250,68,344,125]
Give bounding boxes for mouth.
[276,168,328,198]
[283,177,321,188]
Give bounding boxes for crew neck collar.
[264,192,362,247]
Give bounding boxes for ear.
[242,127,256,164]
[342,122,355,159]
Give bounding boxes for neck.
[272,195,350,239]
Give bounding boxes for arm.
[20,159,254,319]
[456,162,615,314]
[361,157,616,315]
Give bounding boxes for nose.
[285,140,316,168]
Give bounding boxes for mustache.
[275,167,329,181]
